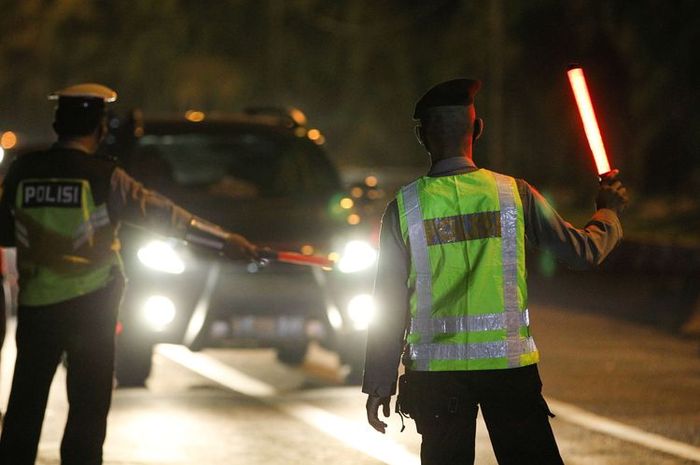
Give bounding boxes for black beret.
[413,78,481,120]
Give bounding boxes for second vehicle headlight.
[347,294,376,330]
[137,240,186,274]
[143,295,176,331]
[337,240,377,273]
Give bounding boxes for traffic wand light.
[567,65,614,180]
[258,249,334,269]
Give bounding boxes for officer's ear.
[95,115,108,143]
[414,123,425,146]
[473,118,484,143]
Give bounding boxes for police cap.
[49,83,117,137]
[413,78,481,120]
[49,83,117,103]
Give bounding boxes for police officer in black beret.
[0,84,258,465]
[363,78,628,464]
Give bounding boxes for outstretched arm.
[108,167,257,260]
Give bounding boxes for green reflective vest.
[397,169,539,371]
[14,177,119,306]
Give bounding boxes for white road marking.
[548,399,700,463]
[157,344,276,397]
[157,343,700,465]
[156,344,421,465]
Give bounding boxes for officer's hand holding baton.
[595,169,629,215]
[222,232,259,261]
[366,395,391,433]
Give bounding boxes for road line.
[156,344,420,465]
[156,344,276,397]
[547,398,700,463]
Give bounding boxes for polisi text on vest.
[22,181,82,208]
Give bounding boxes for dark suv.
[107,109,378,386]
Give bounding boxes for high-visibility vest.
[14,177,119,306]
[397,169,539,371]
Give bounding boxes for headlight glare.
[338,240,377,273]
[143,295,176,331]
[347,294,376,330]
[137,240,185,274]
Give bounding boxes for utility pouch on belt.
[396,373,417,418]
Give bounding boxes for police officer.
[363,78,628,464]
[0,84,258,465]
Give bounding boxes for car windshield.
[133,133,340,199]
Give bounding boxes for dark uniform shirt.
[0,144,194,249]
[362,157,623,397]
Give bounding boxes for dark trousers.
[0,277,123,465]
[408,365,564,465]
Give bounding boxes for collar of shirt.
[428,156,478,177]
[52,140,93,154]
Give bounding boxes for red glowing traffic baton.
[567,65,612,177]
[258,249,334,268]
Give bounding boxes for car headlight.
[337,240,377,273]
[143,295,176,331]
[347,294,376,330]
[137,240,185,274]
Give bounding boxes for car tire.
[340,347,365,385]
[343,358,365,385]
[115,338,153,387]
[275,341,309,366]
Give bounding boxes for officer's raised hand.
[366,395,391,433]
[596,169,629,215]
[223,232,259,261]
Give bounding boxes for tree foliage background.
[1,0,698,216]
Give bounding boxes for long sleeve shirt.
[362,157,623,397]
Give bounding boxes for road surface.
[2,295,699,464]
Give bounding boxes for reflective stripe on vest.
[73,204,111,249]
[15,178,119,306]
[398,169,539,371]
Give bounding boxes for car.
[104,108,378,386]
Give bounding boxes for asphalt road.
[2,300,700,465]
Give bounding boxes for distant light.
[339,197,354,209]
[347,214,361,225]
[327,252,340,262]
[289,108,308,127]
[364,175,378,187]
[1,131,18,149]
[301,244,315,256]
[294,127,307,138]
[307,129,321,141]
[134,127,144,137]
[185,110,205,122]
[367,189,384,200]
[0,147,4,164]
[314,135,326,145]
[351,187,364,198]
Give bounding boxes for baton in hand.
[567,64,615,181]
[258,248,334,269]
